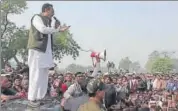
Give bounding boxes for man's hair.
[42,3,53,12]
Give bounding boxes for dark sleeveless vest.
[27,14,53,52]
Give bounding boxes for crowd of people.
[1,63,178,111]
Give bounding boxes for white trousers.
[91,62,101,77]
[28,65,49,101]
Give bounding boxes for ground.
[1,98,61,111]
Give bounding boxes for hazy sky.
[9,1,178,68]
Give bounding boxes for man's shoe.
[28,101,40,108]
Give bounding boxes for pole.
[0,0,2,110]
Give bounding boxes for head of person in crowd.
[104,76,112,84]
[117,77,122,85]
[122,76,128,83]
[53,75,64,88]
[75,72,84,84]
[0,76,11,89]
[87,78,106,103]
[21,79,29,92]
[52,78,61,88]
[53,74,59,80]
[97,70,102,76]
[58,74,63,80]
[5,63,13,72]
[112,77,117,85]
[22,72,29,80]
[80,78,89,94]
[89,70,93,75]
[13,75,22,86]
[48,76,54,85]
[127,74,133,80]
[58,74,64,82]
[65,72,73,82]
[135,76,142,81]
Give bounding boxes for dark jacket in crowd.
[138,107,150,111]
[137,80,147,92]
[104,84,117,109]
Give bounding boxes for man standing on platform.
[27,3,70,107]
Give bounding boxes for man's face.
[76,75,84,84]
[22,80,29,90]
[96,90,105,101]
[117,78,122,84]
[104,77,110,84]
[15,79,21,86]
[1,77,11,89]
[46,7,54,18]
[113,78,117,84]
[66,74,72,81]
[53,79,61,87]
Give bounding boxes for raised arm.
[32,15,59,34]
[63,84,75,99]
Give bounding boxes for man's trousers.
[28,64,49,101]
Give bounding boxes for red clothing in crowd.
[60,83,67,93]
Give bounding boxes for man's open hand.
[59,26,70,32]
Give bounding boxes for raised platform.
[2,98,61,111]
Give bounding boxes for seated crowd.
[1,64,178,111]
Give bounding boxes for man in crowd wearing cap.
[64,78,90,111]
[64,72,85,99]
[61,72,85,108]
[78,79,106,111]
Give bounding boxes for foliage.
[145,50,175,73]
[145,50,160,72]
[119,57,132,71]
[1,0,27,38]
[65,63,108,73]
[12,27,29,63]
[1,0,27,67]
[65,63,85,73]
[130,61,141,72]
[151,57,173,73]
[172,58,178,72]
[53,26,81,62]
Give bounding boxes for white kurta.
[28,15,59,101]
[91,61,101,77]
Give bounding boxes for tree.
[151,57,173,73]
[172,58,178,72]
[53,26,81,62]
[119,57,132,71]
[11,26,29,64]
[145,50,160,72]
[145,50,175,72]
[65,63,85,73]
[1,0,27,68]
[130,61,141,73]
